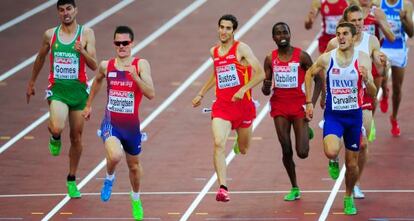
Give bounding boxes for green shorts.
[46,81,89,111]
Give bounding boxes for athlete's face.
[346,11,364,34]
[57,4,77,25]
[336,26,355,51]
[114,33,133,58]
[272,24,291,48]
[218,20,234,43]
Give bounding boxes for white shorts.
[381,48,408,68]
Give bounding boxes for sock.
[220,185,228,191]
[51,135,61,140]
[106,173,115,181]
[131,191,140,201]
[67,175,76,181]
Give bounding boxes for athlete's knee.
[297,147,309,159]
[69,134,82,146]
[213,136,226,149]
[345,157,358,170]
[128,162,141,174]
[324,149,338,160]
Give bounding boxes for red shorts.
[212,99,256,129]
[270,96,305,120]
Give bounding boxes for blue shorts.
[99,120,142,155]
[323,109,362,151]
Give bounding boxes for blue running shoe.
[101,178,114,202]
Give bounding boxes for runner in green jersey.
[26,0,97,198]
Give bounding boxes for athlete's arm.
[374,8,396,42]
[401,0,414,38]
[75,27,98,71]
[301,50,321,106]
[305,0,320,30]
[325,37,338,53]
[359,51,376,98]
[262,54,273,96]
[305,53,329,120]
[192,47,216,107]
[232,42,265,101]
[370,35,387,72]
[26,29,53,104]
[129,59,155,100]
[82,60,108,120]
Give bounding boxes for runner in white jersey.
[305,22,373,215]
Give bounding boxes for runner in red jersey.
[83,26,154,220]
[305,0,349,54]
[192,14,265,202]
[262,22,314,201]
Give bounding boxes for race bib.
[363,24,376,36]
[330,77,359,111]
[107,89,135,114]
[389,20,403,38]
[325,16,342,35]
[53,54,79,80]
[216,64,240,89]
[274,63,299,88]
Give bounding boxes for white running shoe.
[353,185,365,199]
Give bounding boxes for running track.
[0,0,414,220]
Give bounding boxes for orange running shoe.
[390,117,401,137]
[216,187,230,202]
[380,88,389,113]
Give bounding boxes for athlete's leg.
[235,126,252,155]
[212,118,232,187]
[273,117,296,187]
[126,152,142,193]
[68,110,85,177]
[292,118,309,159]
[48,100,69,137]
[391,66,405,120]
[323,135,342,160]
[105,137,124,175]
[345,149,359,197]
[358,110,371,183]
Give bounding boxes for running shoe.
[216,187,230,202]
[284,187,301,201]
[233,141,240,155]
[49,137,61,156]
[353,185,365,199]
[100,178,114,202]
[390,117,401,137]
[130,194,144,220]
[66,181,81,198]
[380,88,389,113]
[328,159,339,180]
[308,126,314,140]
[344,195,357,215]
[368,120,376,142]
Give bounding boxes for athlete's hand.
[262,79,272,96]
[232,88,246,102]
[82,106,92,120]
[26,82,35,104]
[400,10,407,21]
[305,103,314,121]
[124,64,139,81]
[320,96,326,109]
[359,66,369,83]
[192,94,203,107]
[74,40,86,55]
[304,10,316,29]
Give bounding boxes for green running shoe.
[368,120,376,142]
[344,195,357,215]
[66,181,81,198]
[328,160,339,180]
[284,187,300,201]
[49,137,61,156]
[233,140,240,155]
[308,127,314,140]
[130,194,144,220]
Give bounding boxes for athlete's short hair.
[218,14,238,30]
[343,4,362,22]
[114,26,134,41]
[57,0,76,8]
[336,22,357,36]
[272,22,290,36]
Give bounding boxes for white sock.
[106,173,115,181]
[131,191,140,201]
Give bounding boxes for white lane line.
[318,71,392,221]
[0,0,207,155]
[0,0,134,82]
[40,1,207,220]
[0,0,57,33]
[4,189,414,198]
[178,0,284,220]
